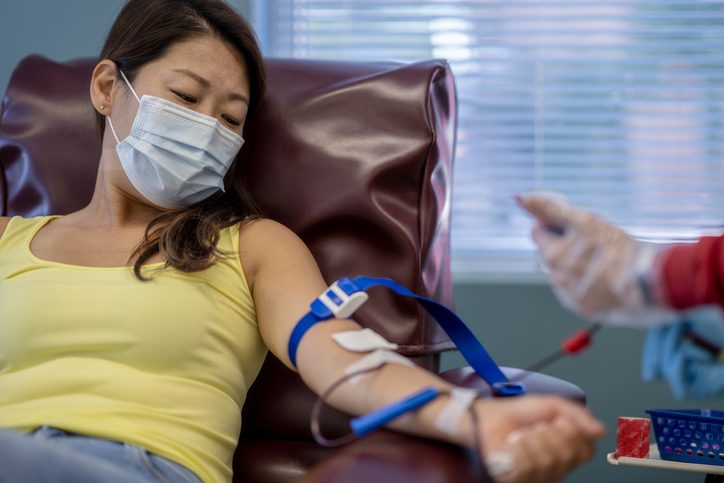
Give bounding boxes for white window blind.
[253,0,724,279]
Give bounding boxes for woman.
[0,1,604,482]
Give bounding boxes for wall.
[2,2,721,482]
[1,1,122,96]
[0,0,250,96]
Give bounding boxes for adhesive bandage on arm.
[433,388,517,477]
[343,349,415,385]
[332,328,411,384]
[434,387,479,435]
[332,328,399,352]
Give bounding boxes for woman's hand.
[473,395,605,483]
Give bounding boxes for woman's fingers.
[494,417,598,483]
[541,398,606,438]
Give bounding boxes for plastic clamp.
[311,277,369,319]
[288,277,370,367]
[492,381,526,397]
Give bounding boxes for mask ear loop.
[106,116,122,145]
[118,70,142,103]
[106,69,142,145]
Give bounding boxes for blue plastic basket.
[647,409,724,466]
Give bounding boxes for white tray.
[607,444,724,475]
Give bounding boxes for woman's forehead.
[145,36,249,86]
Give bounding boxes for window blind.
[254,0,724,278]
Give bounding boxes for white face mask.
[106,70,245,209]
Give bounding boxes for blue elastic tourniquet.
[288,311,329,367]
[353,276,514,391]
[288,276,523,396]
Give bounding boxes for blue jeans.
[0,426,202,483]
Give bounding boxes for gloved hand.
[517,192,676,327]
[642,307,724,399]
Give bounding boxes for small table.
[607,444,724,482]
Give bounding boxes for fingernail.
[486,451,516,477]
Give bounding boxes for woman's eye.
[222,115,241,127]
[171,90,197,103]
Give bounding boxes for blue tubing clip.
[492,381,526,397]
[350,387,441,437]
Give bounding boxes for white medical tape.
[480,429,522,476]
[433,387,479,435]
[485,451,516,477]
[332,328,399,352]
[344,349,414,385]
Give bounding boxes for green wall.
[0,0,250,96]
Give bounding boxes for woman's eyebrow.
[228,92,249,105]
[173,68,210,87]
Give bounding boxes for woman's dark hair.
[97,0,266,280]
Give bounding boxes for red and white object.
[615,417,651,459]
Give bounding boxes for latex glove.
[642,307,724,399]
[517,193,675,327]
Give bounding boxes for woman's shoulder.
[237,217,314,277]
[238,217,306,252]
[0,217,10,240]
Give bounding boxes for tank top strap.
[218,221,241,255]
[216,220,253,294]
[0,216,57,257]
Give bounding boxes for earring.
[100,104,105,111]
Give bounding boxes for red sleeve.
[661,236,724,310]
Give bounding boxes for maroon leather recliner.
[0,55,583,483]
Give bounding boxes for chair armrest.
[440,366,586,405]
[299,430,491,483]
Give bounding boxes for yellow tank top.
[0,216,267,483]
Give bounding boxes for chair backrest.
[0,54,457,453]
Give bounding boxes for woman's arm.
[240,219,604,483]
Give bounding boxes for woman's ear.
[90,59,118,116]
